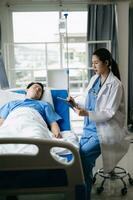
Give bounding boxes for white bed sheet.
[0,107,79,155]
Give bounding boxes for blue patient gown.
[79,77,101,199]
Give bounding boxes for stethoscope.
[91,74,109,97]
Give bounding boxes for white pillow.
[0,90,25,108]
[0,88,54,110]
[41,87,54,109]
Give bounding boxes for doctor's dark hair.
[93,48,121,80]
[26,82,44,99]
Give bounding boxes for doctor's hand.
[67,96,78,108]
[74,107,89,116]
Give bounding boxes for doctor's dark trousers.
[80,136,101,200]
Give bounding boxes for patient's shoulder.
[2,100,23,109]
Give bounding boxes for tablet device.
[57,97,75,109]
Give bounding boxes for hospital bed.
[0,88,87,200]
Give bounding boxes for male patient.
[0,82,62,138]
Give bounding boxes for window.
[13,12,59,43]
[7,11,88,92]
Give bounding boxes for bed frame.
[0,88,87,199]
[0,138,87,200]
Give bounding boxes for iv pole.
[64,13,69,94]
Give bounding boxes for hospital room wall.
[0,2,129,115]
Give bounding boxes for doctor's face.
[92,55,108,75]
[26,84,43,100]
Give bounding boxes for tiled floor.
[20,178,133,199]
[0,182,133,200]
[0,188,133,200]
[91,179,133,200]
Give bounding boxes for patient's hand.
[0,118,4,127]
[50,122,62,138]
[54,132,62,138]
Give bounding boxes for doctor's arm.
[89,83,123,123]
[74,83,124,123]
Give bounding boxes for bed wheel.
[121,188,127,195]
[96,186,104,194]
[129,177,133,185]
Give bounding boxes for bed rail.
[0,138,87,200]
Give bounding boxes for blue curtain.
[87,4,118,77]
[128,8,133,124]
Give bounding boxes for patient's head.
[26,82,44,100]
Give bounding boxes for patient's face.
[26,84,43,100]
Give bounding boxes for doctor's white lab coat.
[78,71,129,173]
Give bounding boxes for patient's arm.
[50,122,62,138]
[0,117,4,126]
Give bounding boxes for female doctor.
[68,48,129,199]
